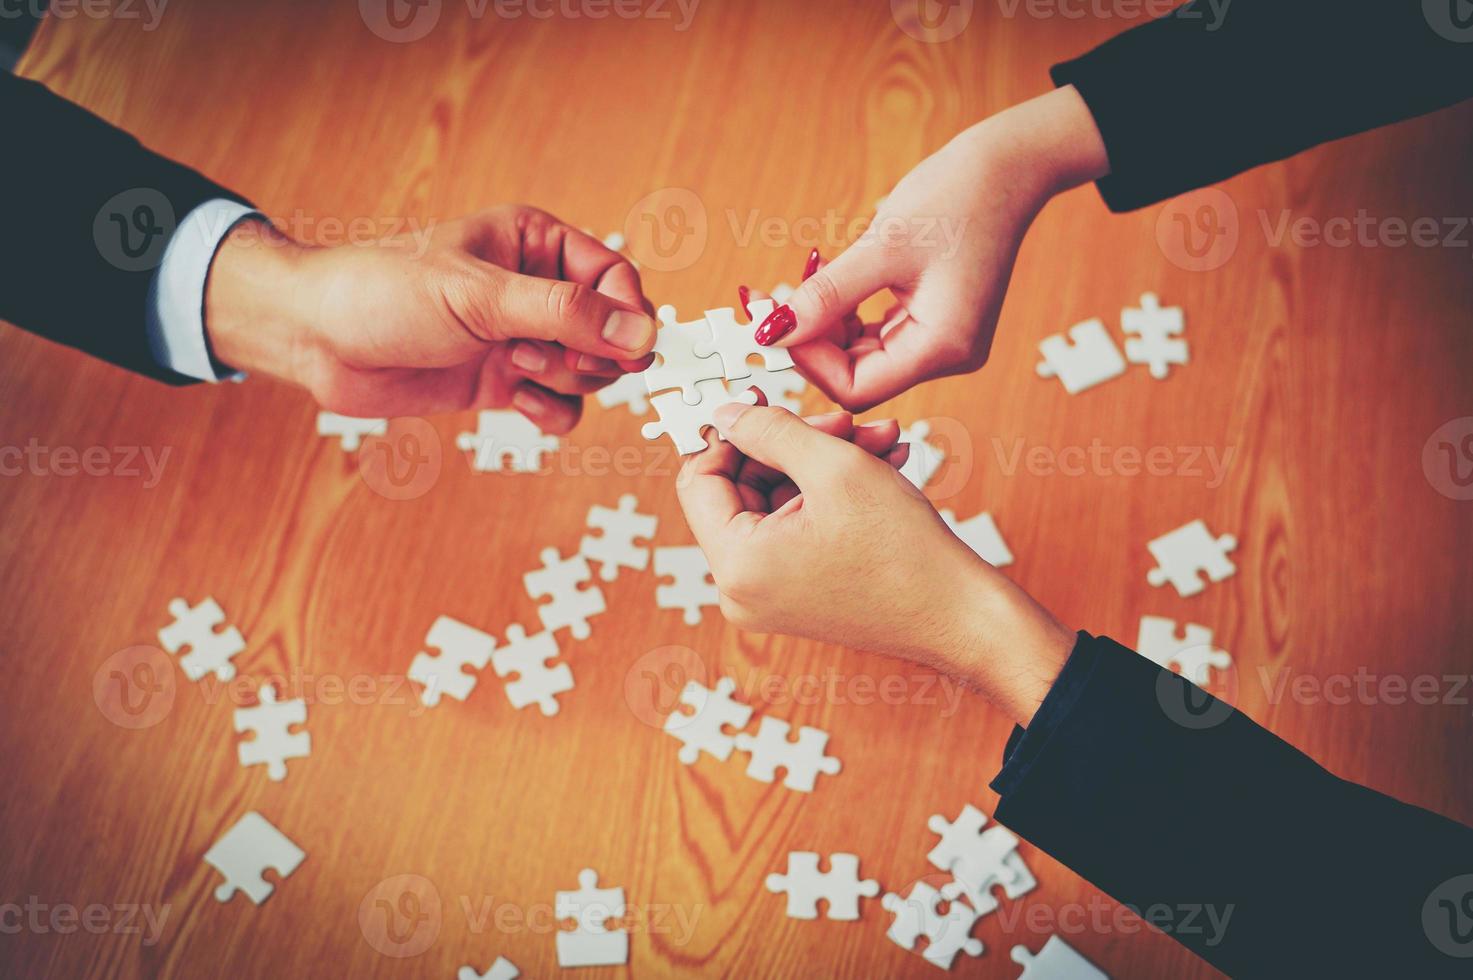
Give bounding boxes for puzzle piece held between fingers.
[644,306,727,403]
[1136,615,1233,685]
[555,868,629,968]
[458,956,519,980]
[734,717,842,792]
[882,882,985,970]
[1122,292,1188,379]
[491,625,572,716]
[1036,318,1128,394]
[158,596,245,683]
[579,495,658,582]
[408,616,496,707]
[524,549,606,640]
[653,546,720,625]
[234,683,310,781]
[765,852,880,921]
[316,412,387,451]
[693,300,795,380]
[642,382,759,455]
[940,510,1014,567]
[457,410,560,473]
[1145,519,1238,598]
[204,811,305,905]
[663,677,753,765]
[1012,936,1110,979]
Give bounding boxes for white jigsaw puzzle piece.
[663,677,754,765]
[765,851,880,921]
[1136,615,1232,685]
[694,300,795,380]
[555,868,629,968]
[491,625,572,716]
[234,683,310,782]
[1145,519,1238,598]
[595,372,651,417]
[524,548,606,640]
[579,494,658,582]
[457,410,560,473]
[158,596,245,683]
[643,306,726,403]
[940,510,1014,567]
[1122,292,1188,380]
[928,803,1035,916]
[900,421,945,489]
[730,367,807,413]
[642,381,759,456]
[882,881,985,970]
[1012,936,1109,979]
[204,811,305,905]
[653,546,720,624]
[1036,319,1128,394]
[408,616,496,707]
[734,717,842,793]
[316,412,387,452]
[458,956,519,980]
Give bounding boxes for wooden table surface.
[3,2,1472,977]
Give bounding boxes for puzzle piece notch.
[234,683,311,781]
[408,616,496,707]
[663,677,754,765]
[730,367,807,414]
[158,596,246,682]
[1145,519,1238,598]
[579,494,658,582]
[555,868,629,968]
[1011,936,1109,979]
[1136,615,1233,685]
[457,410,560,474]
[316,411,388,451]
[940,510,1014,567]
[927,804,1036,915]
[524,548,607,641]
[1122,292,1188,380]
[900,421,945,489]
[204,811,305,905]
[882,882,985,970]
[458,956,519,980]
[642,381,759,456]
[653,546,720,625]
[643,306,727,403]
[1036,319,1128,394]
[734,717,842,793]
[693,300,796,380]
[594,371,650,417]
[491,625,572,716]
[765,851,880,921]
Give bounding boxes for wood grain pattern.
[3,1,1472,977]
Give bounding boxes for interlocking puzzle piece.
[1012,936,1109,979]
[642,381,759,455]
[927,804,1036,915]
[316,411,387,451]
[653,546,720,624]
[408,616,496,707]
[644,306,726,403]
[1136,615,1232,685]
[940,510,1014,567]
[694,300,795,380]
[734,717,842,792]
[204,811,305,905]
[579,495,658,582]
[765,851,880,921]
[458,956,519,980]
[457,410,560,473]
[899,421,945,489]
[595,372,650,417]
[234,683,310,782]
[491,625,572,716]
[1122,292,1188,380]
[1145,519,1238,598]
[882,881,984,970]
[663,677,753,765]
[158,596,245,683]
[555,868,628,968]
[1036,319,1127,394]
[730,367,807,413]
[524,549,606,640]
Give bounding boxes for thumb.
[712,403,861,487]
[773,243,895,347]
[482,268,657,360]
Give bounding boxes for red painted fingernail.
[738,284,751,318]
[802,248,821,281]
[754,304,797,346]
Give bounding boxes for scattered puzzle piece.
[642,381,759,455]
[555,868,629,968]
[663,677,753,765]
[1122,292,1188,380]
[524,548,606,640]
[734,717,842,792]
[693,300,795,380]
[316,412,387,452]
[1145,519,1238,598]
[940,510,1014,567]
[1036,319,1127,394]
[457,410,560,473]
[927,804,1035,916]
[1136,615,1232,685]
[204,811,305,905]
[1012,936,1109,979]
[234,683,310,782]
[653,546,720,624]
[882,881,985,969]
[595,372,651,417]
[458,956,519,980]
[900,421,945,489]
[765,852,880,921]
[491,625,572,716]
[579,495,658,582]
[408,616,496,707]
[158,596,245,683]
[644,306,726,403]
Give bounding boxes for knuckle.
[545,280,587,323]
[804,268,843,316]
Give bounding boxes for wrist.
[978,85,1111,208]
[205,218,316,383]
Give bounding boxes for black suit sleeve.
[0,72,247,383]
[1052,1,1473,211]
[991,632,1473,977]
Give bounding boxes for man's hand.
[204,205,657,434]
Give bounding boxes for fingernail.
[738,285,751,318]
[576,354,615,373]
[754,305,796,347]
[712,401,752,436]
[513,389,545,417]
[802,248,821,281]
[602,310,655,353]
[887,444,911,469]
[511,343,548,374]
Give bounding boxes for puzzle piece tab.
[1036,319,1127,394]
[663,677,753,765]
[555,868,628,968]
[316,412,387,451]
[765,852,880,921]
[644,306,726,403]
[408,616,496,707]
[458,956,519,980]
[491,625,572,716]
[642,381,759,455]
[579,495,658,582]
[1136,615,1232,685]
[734,717,842,793]
[234,683,310,782]
[524,548,606,640]
[1122,292,1188,379]
[158,596,245,683]
[693,300,795,380]
[457,410,560,473]
[1145,519,1238,598]
[653,546,720,624]
[204,811,305,905]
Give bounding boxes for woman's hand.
[768,86,1110,412]
[204,205,657,434]
[677,402,1076,725]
